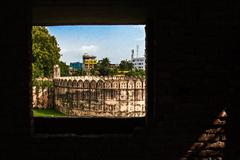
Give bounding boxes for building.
[131,48,145,70]
[69,62,83,75]
[70,62,82,70]
[82,53,97,72]
[131,57,145,70]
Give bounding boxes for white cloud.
[59,45,98,64]
[79,45,98,53]
[60,45,98,54]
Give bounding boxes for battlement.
[53,76,146,117]
[53,76,145,90]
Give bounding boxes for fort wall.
[32,76,146,117]
[53,76,146,117]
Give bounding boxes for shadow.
[179,110,227,159]
[33,117,145,135]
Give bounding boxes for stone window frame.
[31,4,153,136]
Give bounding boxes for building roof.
[83,53,96,59]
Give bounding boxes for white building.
[132,57,145,70]
[131,47,145,70]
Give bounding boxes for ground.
[32,108,66,117]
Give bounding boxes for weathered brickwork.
[53,76,146,117]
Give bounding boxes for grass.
[32,108,66,117]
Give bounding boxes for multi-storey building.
[131,49,145,70]
[82,53,97,72]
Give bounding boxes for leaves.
[125,69,145,77]
[59,61,70,76]
[32,79,53,88]
[118,60,134,71]
[94,58,111,76]
[32,26,61,79]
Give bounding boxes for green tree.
[90,68,100,76]
[58,61,69,76]
[32,63,44,79]
[109,68,118,76]
[118,60,134,71]
[32,26,61,79]
[95,58,111,76]
[126,69,145,77]
[72,69,86,76]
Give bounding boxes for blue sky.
[47,25,146,65]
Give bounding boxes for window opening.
[32,25,146,119]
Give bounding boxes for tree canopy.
[125,69,145,77]
[118,60,134,71]
[97,58,111,76]
[89,58,144,77]
[32,26,61,79]
[91,58,111,76]
[58,61,69,76]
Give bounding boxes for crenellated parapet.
[53,76,146,117]
[53,76,145,90]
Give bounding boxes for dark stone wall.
[1,1,240,160]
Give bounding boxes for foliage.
[32,26,61,79]
[81,70,87,76]
[32,79,54,88]
[32,108,66,117]
[125,69,145,77]
[118,60,134,71]
[90,68,100,76]
[32,63,44,79]
[109,68,118,76]
[58,61,69,76]
[72,69,86,76]
[89,58,144,77]
[94,58,111,76]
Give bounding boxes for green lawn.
[32,108,66,117]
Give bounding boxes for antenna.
[136,45,139,58]
[131,49,134,59]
